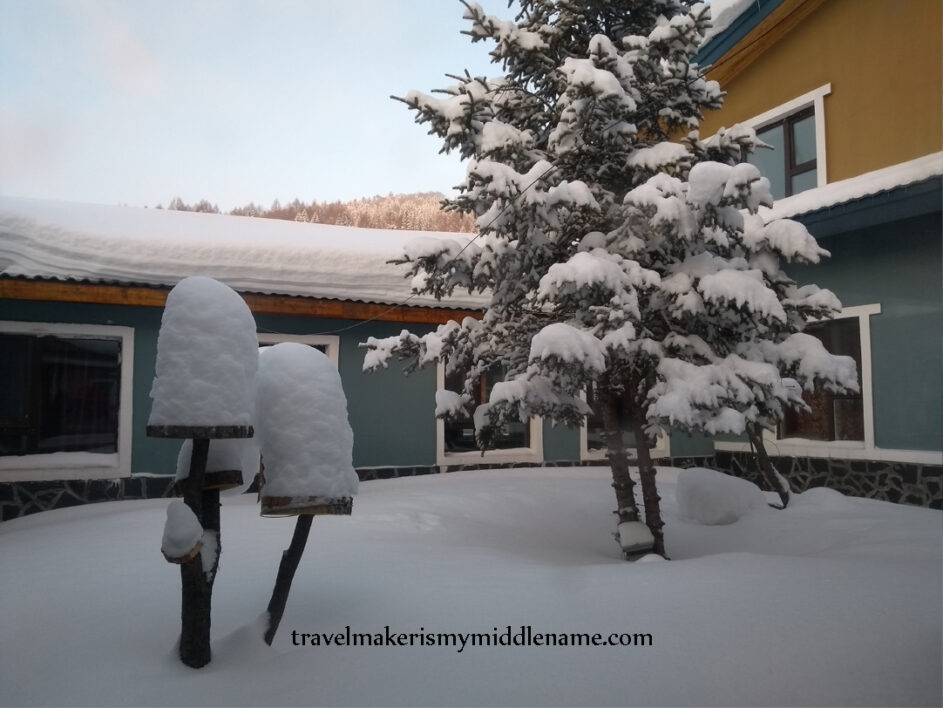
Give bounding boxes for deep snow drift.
[0,466,939,707]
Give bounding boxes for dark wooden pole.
[201,490,222,584]
[264,514,314,646]
[178,438,211,668]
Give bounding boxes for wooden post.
[264,514,314,646]
[148,425,252,669]
[201,489,222,584]
[178,438,211,668]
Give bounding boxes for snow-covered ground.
[1,466,939,707]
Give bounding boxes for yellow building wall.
[699,0,942,183]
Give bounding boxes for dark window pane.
[790,167,818,195]
[0,334,121,456]
[749,124,786,200]
[443,365,530,452]
[781,319,863,441]
[0,335,32,454]
[0,335,30,424]
[585,386,607,452]
[585,385,636,451]
[791,113,816,165]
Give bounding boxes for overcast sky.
[0,0,512,210]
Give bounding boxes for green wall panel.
[792,211,942,452]
[248,314,440,469]
[542,419,580,462]
[669,431,715,457]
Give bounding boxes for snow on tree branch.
[366,0,858,556]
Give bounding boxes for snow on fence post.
[253,343,359,646]
[147,276,258,669]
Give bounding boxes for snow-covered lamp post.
[148,276,258,668]
[253,343,358,645]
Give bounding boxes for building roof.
[4,152,939,311]
[0,196,487,311]
[760,152,943,223]
[697,0,787,66]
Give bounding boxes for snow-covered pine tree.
[362,0,857,556]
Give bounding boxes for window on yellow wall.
[748,106,817,199]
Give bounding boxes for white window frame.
[579,391,670,461]
[257,332,339,366]
[717,303,939,465]
[742,83,831,189]
[435,363,543,466]
[0,320,135,482]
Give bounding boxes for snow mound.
[161,501,203,559]
[617,520,655,554]
[676,467,765,525]
[254,343,358,499]
[148,276,258,427]
[790,486,855,511]
[175,438,255,481]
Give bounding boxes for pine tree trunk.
[747,423,790,509]
[264,514,314,646]
[599,376,657,560]
[600,381,641,528]
[630,415,667,558]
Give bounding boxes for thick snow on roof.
[761,152,943,223]
[702,0,756,44]
[0,196,487,309]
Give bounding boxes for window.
[580,385,669,460]
[442,365,529,453]
[0,321,134,480]
[581,384,633,456]
[257,333,339,365]
[740,84,830,200]
[780,317,863,441]
[712,304,919,462]
[436,363,542,465]
[749,107,817,199]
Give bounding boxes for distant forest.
[155,192,475,233]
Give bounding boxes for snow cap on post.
[255,342,358,516]
[175,438,255,492]
[161,501,204,563]
[148,276,258,437]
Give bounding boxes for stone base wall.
[0,476,177,521]
[715,451,943,509]
[4,453,939,521]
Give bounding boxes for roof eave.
[0,277,484,325]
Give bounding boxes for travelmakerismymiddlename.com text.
[290,626,653,653]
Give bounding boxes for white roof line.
[761,152,943,223]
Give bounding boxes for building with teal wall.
[2,175,939,522]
